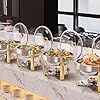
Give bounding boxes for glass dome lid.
[92,35,100,57]
[13,22,29,45]
[60,29,83,59]
[34,25,53,50]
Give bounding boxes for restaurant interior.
[0,0,100,100]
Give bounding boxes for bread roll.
[25,94,33,100]
[3,85,10,93]
[13,89,21,98]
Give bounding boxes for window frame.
[58,0,100,31]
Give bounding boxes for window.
[58,0,100,33]
[58,14,73,29]
[79,0,100,15]
[58,0,74,30]
[58,0,73,12]
[79,17,100,33]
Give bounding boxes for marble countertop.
[0,30,100,100]
[0,61,100,100]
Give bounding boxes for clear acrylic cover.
[92,35,100,57]
[60,30,83,59]
[13,22,29,45]
[34,25,53,51]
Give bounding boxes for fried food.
[0,40,8,44]
[44,48,73,57]
[18,45,29,50]
[61,49,73,56]
[0,40,17,47]
[29,45,43,53]
[82,53,100,66]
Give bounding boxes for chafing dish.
[76,35,100,93]
[42,29,83,81]
[34,27,82,80]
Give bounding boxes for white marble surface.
[0,61,100,100]
[0,31,100,100]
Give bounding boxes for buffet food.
[0,40,7,44]
[0,40,17,50]
[18,45,29,51]
[9,40,17,48]
[43,48,73,65]
[25,94,34,100]
[77,53,100,74]
[3,85,11,93]
[44,48,73,57]
[13,89,21,98]
[29,45,44,54]
[0,40,7,50]
[82,53,100,66]
[17,44,44,57]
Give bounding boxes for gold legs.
[98,72,100,92]
[30,50,35,71]
[6,43,10,64]
[60,58,64,81]
[39,53,45,75]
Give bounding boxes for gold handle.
[60,58,64,80]
[30,50,35,71]
[7,43,10,64]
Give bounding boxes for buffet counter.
[0,30,100,100]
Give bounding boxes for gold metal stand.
[60,57,64,80]
[40,52,45,75]
[6,42,10,64]
[98,72,100,92]
[66,60,70,75]
[30,50,35,71]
